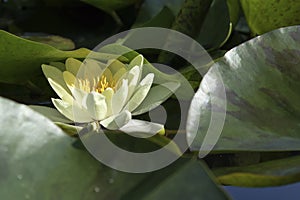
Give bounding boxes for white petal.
[100,110,131,130]
[86,92,107,120]
[42,64,69,93]
[112,79,128,114]
[63,71,76,89]
[140,73,154,86]
[124,66,140,101]
[114,55,143,90]
[52,98,92,123]
[128,55,143,87]
[52,98,74,121]
[65,58,82,76]
[113,67,127,82]
[107,59,126,74]
[129,54,144,69]
[63,71,88,105]
[102,88,114,117]
[101,68,113,84]
[72,102,93,123]
[126,73,154,112]
[76,59,104,83]
[29,105,72,124]
[120,120,164,138]
[48,78,73,104]
[132,82,180,115]
[70,87,88,106]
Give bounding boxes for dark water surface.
[224,182,300,200]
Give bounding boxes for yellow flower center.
[96,75,115,93]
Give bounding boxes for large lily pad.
[187,26,300,153]
[0,97,229,200]
[0,31,119,84]
[0,30,89,83]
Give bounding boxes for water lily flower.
[42,55,166,136]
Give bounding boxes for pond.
[225,183,300,200]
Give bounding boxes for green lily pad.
[0,30,88,83]
[0,30,120,84]
[240,0,300,35]
[187,26,300,153]
[122,159,230,200]
[0,97,229,200]
[213,155,300,187]
[22,34,75,51]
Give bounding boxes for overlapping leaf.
[0,30,119,83]
[214,155,300,187]
[0,97,229,200]
[187,26,300,153]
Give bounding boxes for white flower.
[42,55,165,136]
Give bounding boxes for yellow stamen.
[76,79,92,93]
[96,75,115,93]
